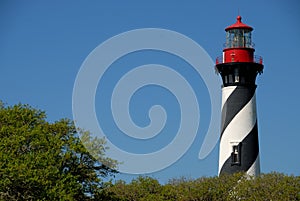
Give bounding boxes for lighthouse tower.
[216,16,263,176]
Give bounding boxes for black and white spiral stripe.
[218,85,260,176]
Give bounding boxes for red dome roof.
[225,16,253,31]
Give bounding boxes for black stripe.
[220,86,256,138]
[220,122,259,175]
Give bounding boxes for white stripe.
[218,93,257,174]
[247,155,260,176]
[221,86,237,109]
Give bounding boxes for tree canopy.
[103,173,300,201]
[0,101,118,200]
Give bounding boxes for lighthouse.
[216,16,263,176]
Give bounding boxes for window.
[240,76,245,84]
[228,75,233,83]
[225,29,252,48]
[234,75,239,83]
[233,29,244,47]
[243,31,252,48]
[231,145,241,165]
[234,69,239,83]
[224,75,228,84]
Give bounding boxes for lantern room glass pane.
[225,29,252,48]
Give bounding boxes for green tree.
[0,102,118,200]
[104,176,163,201]
[103,173,300,201]
[233,172,300,201]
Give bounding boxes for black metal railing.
[254,55,263,64]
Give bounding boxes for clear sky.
[1,1,299,183]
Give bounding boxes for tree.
[104,173,300,201]
[0,101,118,200]
[104,176,163,201]
[232,172,300,201]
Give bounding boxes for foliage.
[232,172,300,201]
[104,173,300,201]
[102,176,163,201]
[0,101,118,200]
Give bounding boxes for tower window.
[234,75,239,83]
[240,76,245,84]
[226,29,253,48]
[231,145,241,165]
[228,75,233,83]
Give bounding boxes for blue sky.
[1,1,299,183]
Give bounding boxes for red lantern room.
[224,15,254,63]
[215,16,263,87]
[216,16,263,65]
